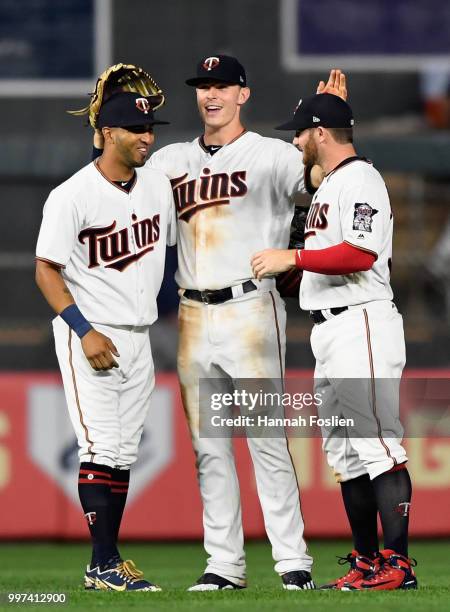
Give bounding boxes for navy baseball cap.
[97,92,170,128]
[186,54,247,87]
[275,93,354,131]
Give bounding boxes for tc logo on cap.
[203,56,220,71]
[136,97,150,114]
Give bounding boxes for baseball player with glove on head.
[92,57,347,591]
[251,93,416,591]
[36,70,175,591]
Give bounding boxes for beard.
[301,132,319,167]
[131,157,147,168]
[121,147,147,168]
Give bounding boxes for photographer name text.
[210,415,354,428]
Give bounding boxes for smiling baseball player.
[36,92,175,591]
[146,57,348,591]
[251,93,416,591]
[92,57,347,591]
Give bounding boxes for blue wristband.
[60,304,93,338]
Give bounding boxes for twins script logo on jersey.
[203,56,220,71]
[135,98,150,114]
[304,201,329,239]
[353,203,378,232]
[78,213,160,271]
[170,168,247,221]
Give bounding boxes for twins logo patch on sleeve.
[353,203,378,232]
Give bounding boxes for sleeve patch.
[352,203,378,232]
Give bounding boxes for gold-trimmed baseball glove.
[67,63,165,128]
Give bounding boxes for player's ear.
[237,86,250,105]
[316,126,326,142]
[102,126,114,144]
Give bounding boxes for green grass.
[0,540,448,611]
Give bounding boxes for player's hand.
[93,129,104,149]
[316,69,347,101]
[81,329,120,371]
[251,249,296,280]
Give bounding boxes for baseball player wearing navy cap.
[36,92,175,591]
[147,59,348,592]
[92,58,348,591]
[252,93,416,591]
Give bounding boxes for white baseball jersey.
[149,131,312,581]
[36,161,176,326]
[300,157,394,310]
[148,131,304,290]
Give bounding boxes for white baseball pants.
[310,300,407,482]
[178,287,312,586]
[53,316,154,468]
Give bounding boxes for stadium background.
[0,0,449,544]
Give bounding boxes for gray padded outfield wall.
[0,0,423,178]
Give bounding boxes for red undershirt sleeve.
[295,241,376,275]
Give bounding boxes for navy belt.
[310,306,348,324]
[184,280,257,305]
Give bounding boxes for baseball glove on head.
[67,63,165,128]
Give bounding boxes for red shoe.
[319,550,379,590]
[341,549,417,591]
